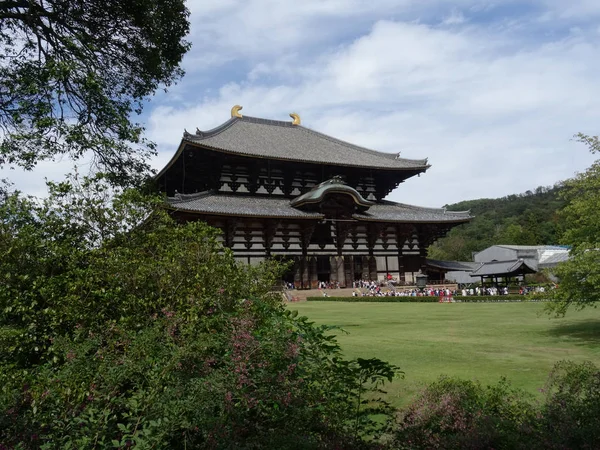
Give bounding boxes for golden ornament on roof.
[231,105,243,118]
[289,113,301,125]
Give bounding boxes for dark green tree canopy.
[0,0,190,184]
[427,185,565,261]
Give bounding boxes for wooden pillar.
[361,256,370,280]
[329,256,338,283]
[309,257,318,289]
[293,257,302,287]
[301,257,309,289]
[336,256,346,287]
[344,255,353,287]
[300,223,316,289]
[368,256,377,281]
[396,225,413,284]
[398,251,406,283]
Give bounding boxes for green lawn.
[289,302,600,407]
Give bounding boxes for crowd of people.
[284,278,551,297]
[351,287,456,297]
[461,286,509,296]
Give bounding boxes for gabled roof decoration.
[290,176,374,211]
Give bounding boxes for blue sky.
[7,0,600,207]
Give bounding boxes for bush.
[390,361,600,450]
[390,377,537,449]
[0,183,400,448]
[537,360,600,449]
[1,300,398,448]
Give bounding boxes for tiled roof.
[355,200,471,223]
[495,245,565,251]
[180,116,429,170]
[167,192,323,219]
[167,192,472,223]
[470,259,537,277]
[426,259,480,271]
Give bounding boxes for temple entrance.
[316,256,331,282]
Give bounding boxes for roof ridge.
[379,199,472,217]
[485,259,521,264]
[241,115,295,127]
[445,210,471,215]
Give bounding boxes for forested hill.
[427,185,566,261]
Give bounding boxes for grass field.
[288,302,600,407]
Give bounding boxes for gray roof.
[538,250,570,268]
[167,192,472,223]
[470,259,537,277]
[426,259,480,271]
[355,200,471,223]
[178,116,429,170]
[167,192,322,219]
[494,245,565,251]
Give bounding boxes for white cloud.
[146,12,600,208]
[443,9,468,25]
[537,0,600,19]
[5,0,600,207]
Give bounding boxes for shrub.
[391,361,600,450]
[537,360,600,449]
[390,377,537,449]
[0,183,400,448]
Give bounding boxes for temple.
[156,106,472,288]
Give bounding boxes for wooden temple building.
[156,106,472,288]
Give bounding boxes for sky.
[5,0,600,207]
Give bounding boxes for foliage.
[428,185,565,261]
[537,360,600,449]
[546,134,600,315]
[391,377,537,449]
[0,184,400,448]
[0,0,190,184]
[391,360,600,449]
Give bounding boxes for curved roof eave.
[166,205,324,220]
[180,140,431,172]
[353,216,472,224]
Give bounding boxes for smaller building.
[469,259,537,285]
[425,259,481,284]
[473,245,569,271]
[430,245,570,286]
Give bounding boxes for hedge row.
[307,295,549,303]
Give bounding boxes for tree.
[546,134,600,316]
[0,0,190,185]
[0,183,400,447]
